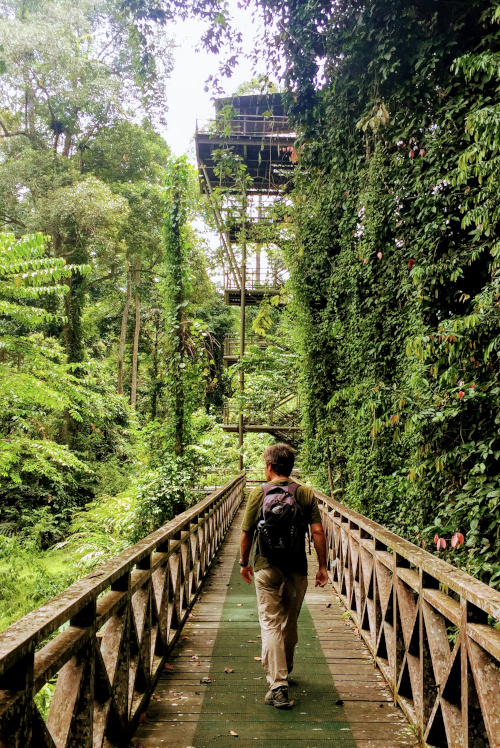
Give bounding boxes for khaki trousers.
[254,567,308,690]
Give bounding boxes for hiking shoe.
[265,686,293,709]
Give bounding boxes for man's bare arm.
[310,522,328,587]
[240,529,254,584]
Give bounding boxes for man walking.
[239,443,328,709]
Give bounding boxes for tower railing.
[223,269,287,292]
[196,115,295,139]
[223,397,301,429]
[223,333,269,358]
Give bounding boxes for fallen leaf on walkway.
[253,657,262,662]
[152,694,159,700]
[189,613,194,618]
[246,640,257,643]
[200,677,215,684]
[237,604,243,607]
[164,663,174,671]
[190,655,199,660]
[229,730,238,736]
[138,713,147,724]
[328,628,333,632]
[181,635,189,641]
[224,668,235,673]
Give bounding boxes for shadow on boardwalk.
[132,505,415,748]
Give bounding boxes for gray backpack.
[257,482,304,568]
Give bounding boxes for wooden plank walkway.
[132,504,416,748]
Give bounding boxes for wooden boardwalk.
[132,504,415,748]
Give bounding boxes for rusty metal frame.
[313,488,500,748]
[0,474,246,747]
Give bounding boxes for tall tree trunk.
[171,242,184,457]
[61,269,85,446]
[151,308,161,420]
[25,86,35,134]
[117,269,132,395]
[130,258,141,408]
[63,269,85,365]
[62,132,72,158]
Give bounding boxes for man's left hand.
[315,566,329,587]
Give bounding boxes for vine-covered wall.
[261,0,500,583]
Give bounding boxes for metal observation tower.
[195,93,302,466]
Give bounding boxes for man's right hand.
[315,566,329,587]
[240,565,254,584]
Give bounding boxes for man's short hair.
[263,443,295,477]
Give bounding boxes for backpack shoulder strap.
[261,482,276,498]
[262,482,298,497]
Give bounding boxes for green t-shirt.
[241,478,322,575]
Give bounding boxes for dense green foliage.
[251,0,500,583]
[6,0,500,637]
[0,0,254,630]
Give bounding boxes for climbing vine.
[252,0,500,584]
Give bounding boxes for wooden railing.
[223,396,301,430]
[196,114,293,139]
[223,333,269,358]
[223,269,287,292]
[313,487,500,748]
[0,474,246,747]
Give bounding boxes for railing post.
[460,598,468,748]
[0,648,35,747]
[47,600,97,748]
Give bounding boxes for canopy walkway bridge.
[1,474,499,748]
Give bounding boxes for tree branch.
[83,270,125,291]
[0,114,30,139]
[0,215,26,228]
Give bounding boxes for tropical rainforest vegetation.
[0,0,269,629]
[250,0,500,584]
[2,0,500,632]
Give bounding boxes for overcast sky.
[161,4,276,285]
[163,3,266,159]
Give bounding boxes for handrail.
[196,115,295,139]
[313,485,500,747]
[223,400,301,430]
[224,269,287,292]
[0,474,246,746]
[224,334,269,357]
